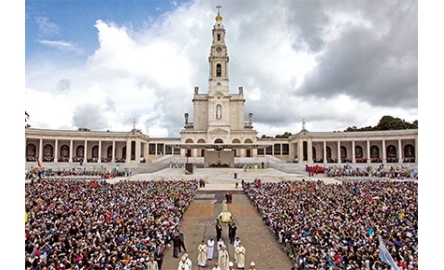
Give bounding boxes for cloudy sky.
[24,0,418,138]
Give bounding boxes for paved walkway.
[123,168,340,270]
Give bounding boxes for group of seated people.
[24,167,133,180]
[25,179,198,269]
[305,164,418,180]
[243,179,418,269]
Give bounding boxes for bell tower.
[208,5,229,96]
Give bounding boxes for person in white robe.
[248,261,256,270]
[235,242,246,269]
[211,262,222,270]
[218,245,230,270]
[233,237,241,261]
[197,240,208,267]
[184,253,192,270]
[177,255,190,270]
[207,237,215,260]
[217,238,226,262]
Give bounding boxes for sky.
[24,0,418,138]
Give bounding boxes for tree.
[275,132,292,138]
[78,127,91,131]
[344,116,418,132]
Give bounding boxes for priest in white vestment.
[207,237,215,260]
[235,242,246,269]
[197,240,208,267]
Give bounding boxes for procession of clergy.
[177,235,256,270]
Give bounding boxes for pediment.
[209,128,229,134]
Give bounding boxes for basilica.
[25,10,418,168]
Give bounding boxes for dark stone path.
[161,190,293,270]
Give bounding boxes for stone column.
[382,140,386,163]
[398,139,402,162]
[70,140,73,162]
[366,140,370,163]
[84,140,88,163]
[307,139,313,163]
[98,140,102,163]
[415,138,418,162]
[39,139,43,161]
[289,142,295,161]
[323,141,327,164]
[298,139,303,162]
[112,141,116,162]
[337,141,341,164]
[351,141,355,163]
[126,139,131,163]
[54,140,58,163]
[144,143,148,160]
[135,139,141,162]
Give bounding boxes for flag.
[378,236,401,270]
[25,211,28,223]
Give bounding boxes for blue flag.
[378,236,401,270]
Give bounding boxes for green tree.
[78,127,91,131]
[275,132,292,138]
[344,116,418,132]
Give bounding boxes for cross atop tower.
[216,4,221,14]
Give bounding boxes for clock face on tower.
[216,47,222,53]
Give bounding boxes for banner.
[378,236,401,270]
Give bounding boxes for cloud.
[35,16,60,37]
[37,39,79,51]
[25,0,418,137]
[56,79,70,92]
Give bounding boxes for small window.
[217,34,220,41]
[216,64,221,77]
[216,104,222,119]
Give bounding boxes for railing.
[26,156,38,162]
[58,157,69,162]
[42,156,55,162]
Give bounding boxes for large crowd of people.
[25,179,198,269]
[243,179,418,269]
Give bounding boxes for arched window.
[217,34,221,41]
[216,64,222,77]
[76,145,84,157]
[26,144,36,156]
[340,146,347,158]
[404,144,415,157]
[44,144,53,157]
[355,146,363,158]
[370,146,379,158]
[107,146,113,158]
[61,145,69,157]
[216,104,222,119]
[92,145,99,158]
